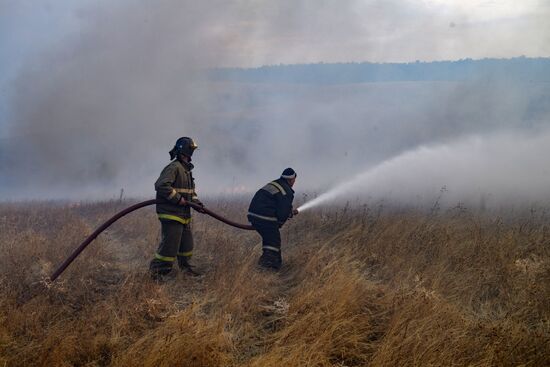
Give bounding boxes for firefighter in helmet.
[149,137,204,279]
[248,168,299,270]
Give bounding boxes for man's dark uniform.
[248,170,296,270]
[150,138,201,277]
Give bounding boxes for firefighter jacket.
[248,178,295,226]
[155,159,199,224]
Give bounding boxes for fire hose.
[49,199,254,282]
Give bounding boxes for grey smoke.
[1,0,549,205]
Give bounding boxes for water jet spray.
[297,170,375,212]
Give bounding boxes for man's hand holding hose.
[179,197,206,213]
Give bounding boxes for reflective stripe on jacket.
[248,178,294,226]
[155,159,198,220]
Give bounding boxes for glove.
[192,198,204,207]
[192,198,206,213]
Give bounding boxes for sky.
[0,0,547,137]
[0,0,549,205]
[1,0,548,120]
[1,0,548,71]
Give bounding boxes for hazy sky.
[1,0,548,137]
[1,0,548,71]
[1,0,549,204]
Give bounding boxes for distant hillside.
[210,57,550,84]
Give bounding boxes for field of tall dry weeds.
[0,199,549,366]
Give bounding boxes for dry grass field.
[0,199,549,366]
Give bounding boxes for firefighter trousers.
[149,219,194,276]
[250,219,282,270]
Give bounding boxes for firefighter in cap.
[149,137,205,279]
[248,168,299,270]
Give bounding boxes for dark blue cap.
[281,168,296,179]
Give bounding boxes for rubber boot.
[258,249,282,271]
[178,256,202,276]
[149,258,177,282]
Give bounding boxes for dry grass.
[0,199,549,366]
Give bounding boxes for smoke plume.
[1,0,549,207]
